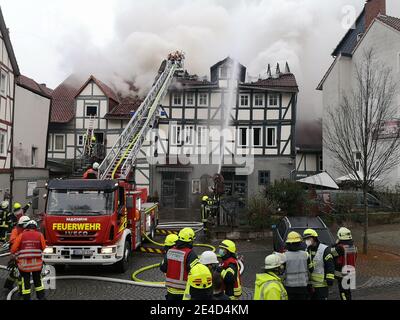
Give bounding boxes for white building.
[318,0,400,186]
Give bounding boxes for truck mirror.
[32,188,40,210]
[126,197,134,209]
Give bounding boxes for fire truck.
[40,53,184,272]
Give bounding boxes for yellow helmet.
[164,234,179,247]
[337,227,352,240]
[188,264,212,289]
[202,195,209,201]
[219,239,236,254]
[13,202,21,210]
[303,228,318,239]
[178,227,195,242]
[286,231,302,244]
[91,136,96,142]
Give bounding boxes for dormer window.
[357,33,364,42]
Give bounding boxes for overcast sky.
[1,0,400,119]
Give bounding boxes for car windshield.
[47,190,114,216]
[291,228,335,246]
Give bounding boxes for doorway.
[161,172,189,209]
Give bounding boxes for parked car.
[315,190,390,213]
[272,216,335,252]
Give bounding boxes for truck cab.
[42,179,158,272]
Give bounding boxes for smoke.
[58,0,365,119]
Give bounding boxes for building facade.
[318,0,400,186]
[151,57,298,209]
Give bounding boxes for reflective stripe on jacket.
[254,272,288,300]
[310,243,328,288]
[284,250,309,287]
[11,229,46,272]
[221,257,242,299]
[165,247,192,294]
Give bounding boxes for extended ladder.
[98,56,183,180]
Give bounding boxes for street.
[1,223,400,300]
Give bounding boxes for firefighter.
[3,216,31,291]
[159,234,178,273]
[83,162,99,179]
[217,239,242,300]
[283,231,313,300]
[183,263,213,300]
[303,228,335,300]
[199,251,219,272]
[201,196,210,231]
[331,227,357,300]
[160,227,199,300]
[254,253,288,300]
[0,200,12,242]
[11,220,46,300]
[12,202,32,225]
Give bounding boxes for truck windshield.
[47,190,114,216]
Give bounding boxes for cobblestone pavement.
[1,223,400,300]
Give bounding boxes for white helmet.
[18,216,31,227]
[264,254,283,270]
[26,220,38,229]
[1,200,9,209]
[337,227,352,240]
[93,162,100,170]
[199,251,219,265]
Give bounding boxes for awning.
[297,172,339,189]
[336,171,381,182]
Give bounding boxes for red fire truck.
[40,54,184,272]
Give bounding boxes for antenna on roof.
[267,64,272,78]
[285,62,291,73]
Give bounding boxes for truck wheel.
[150,224,155,240]
[115,240,131,273]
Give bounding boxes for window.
[258,171,271,186]
[86,105,98,117]
[238,127,248,147]
[172,93,183,106]
[266,127,277,147]
[31,147,37,166]
[198,93,208,106]
[319,155,323,171]
[197,126,207,146]
[253,127,262,147]
[240,94,249,107]
[77,134,85,147]
[186,92,195,106]
[192,179,200,194]
[254,94,265,107]
[0,132,6,156]
[0,71,7,96]
[171,125,182,145]
[54,135,65,151]
[219,66,230,79]
[354,152,361,171]
[268,93,278,107]
[184,126,194,145]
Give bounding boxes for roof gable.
[74,75,119,102]
[0,7,20,75]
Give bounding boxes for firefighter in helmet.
[0,200,12,242]
[331,227,357,300]
[217,239,242,300]
[160,227,199,300]
[183,263,213,300]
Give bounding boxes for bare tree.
[324,49,400,254]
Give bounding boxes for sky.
[1,0,400,120]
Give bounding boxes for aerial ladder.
[98,53,184,181]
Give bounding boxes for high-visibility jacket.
[11,230,46,272]
[283,250,309,287]
[332,242,357,277]
[308,243,335,288]
[9,226,24,245]
[254,272,288,300]
[165,247,194,295]
[83,169,97,179]
[0,209,12,228]
[220,256,242,299]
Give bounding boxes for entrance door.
[175,180,189,208]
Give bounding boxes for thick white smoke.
[59,0,368,119]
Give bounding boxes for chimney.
[365,0,386,29]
